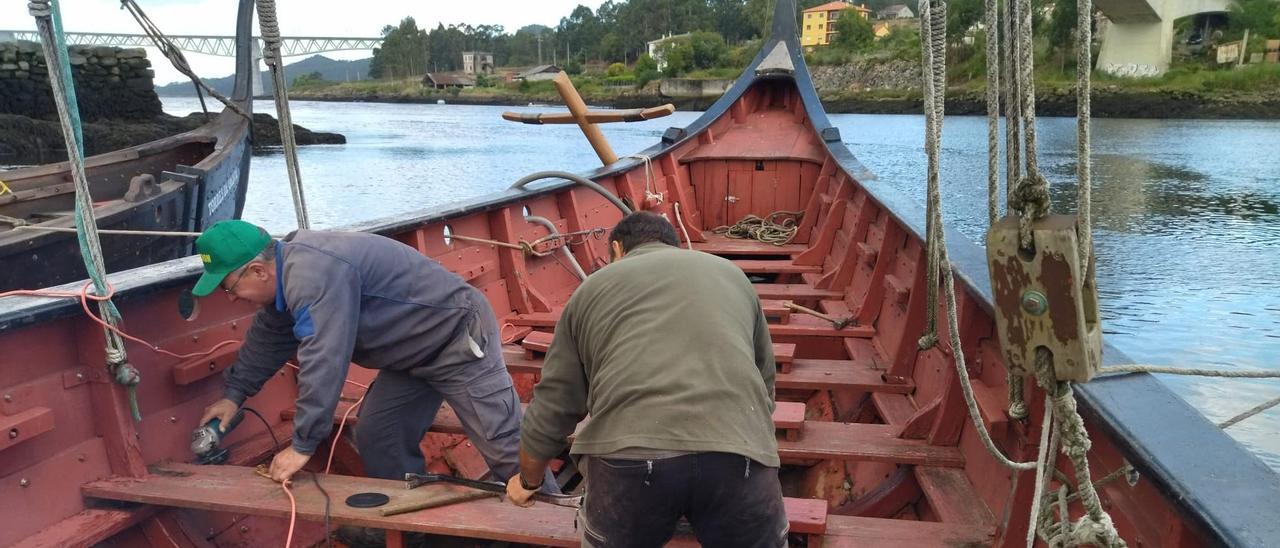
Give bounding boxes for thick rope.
[1003,0,1022,204]
[712,212,803,245]
[119,0,249,120]
[31,0,141,420]
[1077,0,1094,275]
[918,0,947,350]
[984,0,1001,226]
[673,202,693,250]
[627,154,665,206]
[1009,0,1051,250]
[256,0,310,229]
[1027,395,1058,547]
[1219,395,1280,429]
[1100,364,1280,378]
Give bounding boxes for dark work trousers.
[580,452,788,548]
[352,306,558,492]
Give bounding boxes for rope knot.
[1012,172,1051,249]
[113,362,141,387]
[28,0,52,17]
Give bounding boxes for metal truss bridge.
[0,30,381,57]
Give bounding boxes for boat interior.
[0,73,1228,547]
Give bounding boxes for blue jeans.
[580,452,788,548]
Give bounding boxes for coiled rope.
[712,211,803,246]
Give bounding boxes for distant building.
[646,32,692,71]
[515,64,561,82]
[801,2,872,48]
[876,4,915,20]
[423,73,475,89]
[462,51,494,75]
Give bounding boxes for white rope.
[256,0,310,229]
[1077,0,1094,274]
[984,0,1001,225]
[1219,395,1280,429]
[1027,395,1057,547]
[918,0,947,350]
[627,153,665,205]
[1100,365,1280,378]
[673,201,693,250]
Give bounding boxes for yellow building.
[801,1,873,48]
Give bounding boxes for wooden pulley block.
[986,214,1102,383]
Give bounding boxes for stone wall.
[0,42,162,122]
[811,59,921,92]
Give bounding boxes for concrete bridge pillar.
[251,39,264,97]
[1097,16,1175,77]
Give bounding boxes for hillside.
[156,55,371,97]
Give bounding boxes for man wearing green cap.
[193,220,553,492]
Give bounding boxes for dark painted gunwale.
[1,1,1276,545]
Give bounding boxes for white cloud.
[3,0,589,84]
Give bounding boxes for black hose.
[509,171,633,215]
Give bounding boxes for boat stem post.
[553,71,618,165]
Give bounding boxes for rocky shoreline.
[0,111,345,166]
[286,86,1280,120]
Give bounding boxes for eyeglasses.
[223,266,250,295]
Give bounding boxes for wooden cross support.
[502,71,675,166]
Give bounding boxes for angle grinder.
[191,410,245,465]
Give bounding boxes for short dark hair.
[609,212,679,251]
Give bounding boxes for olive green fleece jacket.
[520,242,779,467]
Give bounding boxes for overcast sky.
[2,0,589,85]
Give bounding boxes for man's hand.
[198,398,239,431]
[268,446,311,483]
[505,474,537,507]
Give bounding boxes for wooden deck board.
[695,234,806,256]
[731,259,822,274]
[753,284,844,301]
[778,422,964,467]
[822,515,995,547]
[83,463,827,546]
[781,359,913,393]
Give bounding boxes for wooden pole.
[553,71,619,165]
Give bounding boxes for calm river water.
[164,97,1280,469]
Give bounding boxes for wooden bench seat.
[695,234,807,256]
[753,283,844,301]
[83,463,829,547]
[290,400,808,443]
[518,332,796,372]
[777,422,964,467]
[822,514,995,547]
[731,259,822,274]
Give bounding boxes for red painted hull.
[3,3,1277,546]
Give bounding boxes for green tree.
[291,71,325,88]
[833,13,875,50]
[606,62,628,77]
[635,53,660,85]
[1229,0,1280,37]
[660,39,695,76]
[370,17,428,79]
[946,0,984,43]
[690,31,730,68]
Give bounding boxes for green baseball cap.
[192,220,272,297]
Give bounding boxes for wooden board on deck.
[695,234,806,256]
[731,259,822,274]
[778,422,963,467]
[83,463,581,546]
[822,515,995,547]
[914,467,995,528]
[780,359,913,393]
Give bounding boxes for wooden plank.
[0,407,54,452]
[83,463,582,546]
[774,401,806,438]
[914,467,996,527]
[777,422,964,467]
[784,497,828,535]
[767,315,876,338]
[753,284,844,301]
[728,167,754,222]
[696,234,806,256]
[780,360,913,393]
[12,508,159,548]
[822,515,995,547]
[731,259,822,274]
[521,330,555,354]
[172,341,242,385]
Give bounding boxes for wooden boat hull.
[0,8,253,294]
[1,1,1277,547]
